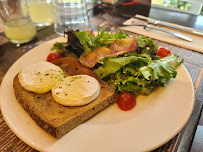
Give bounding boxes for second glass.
[53,0,90,35]
[24,0,54,26]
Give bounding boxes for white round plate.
[0,37,194,152]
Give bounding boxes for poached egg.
[52,75,101,106]
[18,61,64,93]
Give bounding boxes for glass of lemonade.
[0,0,36,44]
[24,0,54,26]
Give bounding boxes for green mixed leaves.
[94,56,150,79]
[94,54,183,95]
[51,42,66,53]
[51,42,78,58]
[75,28,127,54]
[61,29,183,95]
[92,35,183,95]
[51,28,127,57]
[136,36,158,57]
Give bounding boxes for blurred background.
[151,0,203,15]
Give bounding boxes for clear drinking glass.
[24,0,54,26]
[53,0,90,35]
[0,0,36,44]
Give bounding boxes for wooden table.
[0,2,203,152]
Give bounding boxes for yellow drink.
[29,2,53,26]
[4,17,36,44]
[152,0,163,5]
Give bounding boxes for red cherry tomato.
[157,47,171,58]
[116,92,136,111]
[47,52,63,62]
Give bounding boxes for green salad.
[52,28,184,96]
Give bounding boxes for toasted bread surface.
[13,57,116,138]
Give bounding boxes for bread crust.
[13,57,117,138]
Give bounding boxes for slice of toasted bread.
[13,57,116,138]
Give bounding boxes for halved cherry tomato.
[116,92,136,111]
[157,47,171,58]
[47,52,63,62]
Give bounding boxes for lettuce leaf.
[139,55,183,81]
[93,56,150,79]
[75,28,127,54]
[94,54,183,95]
[75,30,96,54]
[136,36,158,57]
